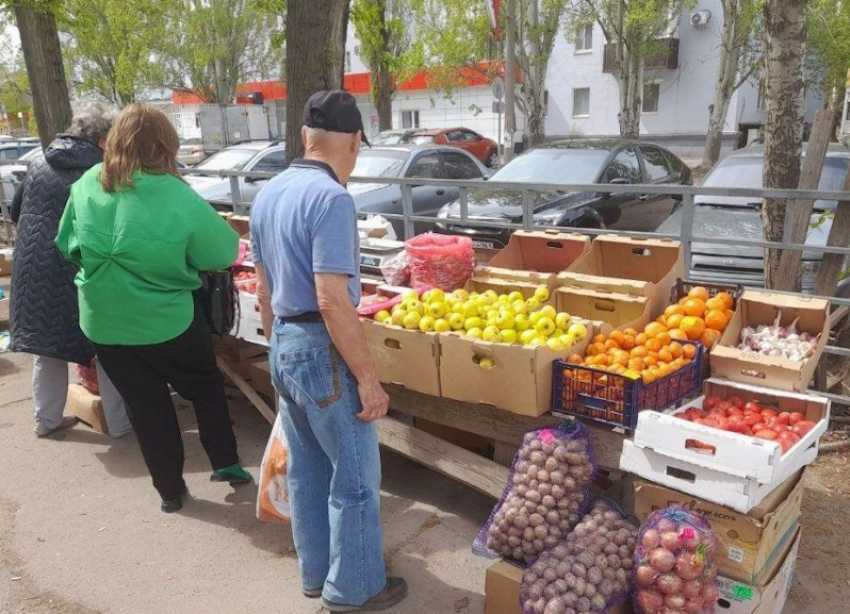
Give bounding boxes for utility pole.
[504,0,517,163]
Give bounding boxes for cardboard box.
[248,361,276,401]
[633,471,804,584]
[67,384,107,434]
[557,235,684,317]
[238,291,261,322]
[711,290,830,392]
[715,528,801,614]
[635,379,829,487]
[439,328,591,417]
[478,230,591,281]
[554,286,650,334]
[227,213,250,238]
[414,418,492,456]
[466,275,552,300]
[361,319,441,397]
[234,319,269,347]
[0,248,11,277]
[485,559,633,614]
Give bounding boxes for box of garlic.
[709,290,830,392]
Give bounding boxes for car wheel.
[485,150,498,168]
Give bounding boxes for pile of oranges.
[657,286,736,350]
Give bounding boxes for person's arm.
[186,192,239,271]
[10,179,24,224]
[55,190,82,267]
[316,272,389,422]
[255,262,274,340]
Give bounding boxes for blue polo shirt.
[249,159,360,317]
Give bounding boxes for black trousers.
[94,308,239,500]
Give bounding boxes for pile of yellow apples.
[373,285,589,351]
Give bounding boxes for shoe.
[210,463,253,485]
[109,429,134,440]
[160,487,189,514]
[302,587,323,599]
[322,578,408,612]
[34,416,78,438]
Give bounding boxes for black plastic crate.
[552,340,705,430]
[669,279,745,305]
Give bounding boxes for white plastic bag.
[256,412,291,524]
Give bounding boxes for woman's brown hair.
[100,103,181,192]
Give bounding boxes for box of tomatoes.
[622,379,829,512]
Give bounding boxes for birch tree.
[569,0,690,139]
[762,0,808,289]
[700,0,762,170]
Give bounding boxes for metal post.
[0,180,13,245]
[401,183,415,240]
[679,193,695,275]
[521,189,533,230]
[460,187,469,221]
[229,175,244,215]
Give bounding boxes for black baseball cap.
[303,90,371,146]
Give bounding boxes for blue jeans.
[269,320,386,605]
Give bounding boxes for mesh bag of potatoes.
[474,421,597,564]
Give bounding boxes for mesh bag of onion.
[474,421,597,564]
[520,498,638,614]
[633,506,719,614]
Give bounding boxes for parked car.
[177,137,207,166]
[436,138,692,249]
[0,141,39,165]
[407,128,499,168]
[657,144,850,296]
[371,129,418,146]
[0,146,43,204]
[184,140,287,207]
[350,143,491,238]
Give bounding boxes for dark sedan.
[435,138,691,249]
[350,144,491,238]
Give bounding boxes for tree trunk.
[617,44,642,139]
[285,0,349,162]
[702,2,740,170]
[375,69,394,131]
[13,1,72,149]
[762,0,807,289]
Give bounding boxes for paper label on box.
[727,546,745,563]
[731,584,753,600]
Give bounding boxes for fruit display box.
[552,340,704,430]
[476,229,591,284]
[233,318,269,347]
[237,290,261,322]
[554,286,651,334]
[631,379,828,487]
[669,279,745,305]
[710,290,830,392]
[361,319,441,397]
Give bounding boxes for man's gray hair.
[67,102,118,146]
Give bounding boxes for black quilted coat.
[10,135,103,365]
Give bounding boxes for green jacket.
[56,165,238,345]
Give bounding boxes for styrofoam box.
[238,291,261,322]
[631,382,829,487]
[233,317,268,347]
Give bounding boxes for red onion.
[649,548,676,573]
[664,594,687,610]
[680,579,703,599]
[660,531,681,552]
[637,565,658,587]
[683,598,704,613]
[675,553,705,581]
[641,528,661,551]
[637,589,665,614]
[656,573,682,595]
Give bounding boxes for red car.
[406,128,499,167]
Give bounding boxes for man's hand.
[356,378,390,422]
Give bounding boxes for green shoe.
[210,463,253,484]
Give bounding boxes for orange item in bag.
[256,413,291,524]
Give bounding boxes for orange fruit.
[666,314,685,330]
[683,298,706,318]
[705,309,728,331]
[622,328,638,338]
[716,292,735,310]
[678,296,690,306]
[594,354,610,367]
[588,342,606,356]
[566,354,584,365]
[621,335,636,350]
[688,286,710,302]
[669,341,684,359]
[669,329,688,341]
[604,339,621,352]
[630,346,648,358]
[680,316,706,340]
[683,344,697,359]
[635,333,648,346]
[705,297,726,312]
[645,338,662,353]
[641,369,656,384]
[592,333,607,345]
[725,309,735,322]
[611,350,629,367]
[658,348,674,363]
[664,304,686,318]
[656,315,668,325]
[656,363,672,378]
[643,355,658,367]
[699,329,722,350]
[656,331,672,346]
[670,357,685,371]
[628,358,645,371]
[610,331,626,346]
[644,322,668,339]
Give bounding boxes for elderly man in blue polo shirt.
[250,90,407,613]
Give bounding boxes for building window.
[402,110,420,129]
[572,88,590,117]
[643,82,660,114]
[575,24,593,53]
[345,51,352,74]
[757,80,767,111]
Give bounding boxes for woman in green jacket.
[56,103,251,513]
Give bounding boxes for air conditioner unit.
[690,10,711,27]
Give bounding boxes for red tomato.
[767,417,789,431]
[752,422,767,433]
[754,429,778,440]
[789,412,806,425]
[727,407,745,418]
[703,396,722,411]
[728,396,745,409]
[792,420,816,437]
[774,412,791,425]
[744,415,762,428]
[708,406,727,417]
[760,408,778,420]
[744,401,761,414]
[713,416,730,430]
[777,438,794,453]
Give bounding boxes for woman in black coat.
[10,103,131,438]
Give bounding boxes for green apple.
[403,311,422,330]
[555,312,571,331]
[535,317,556,337]
[419,315,436,332]
[448,312,466,331]
[482,326,503,343]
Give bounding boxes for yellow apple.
[495,310,515,330]
[520,329,540,345]
[464,317,483,331]
[462,302,479,318]
[391,309,407,326]
[529,311,542,326]
[406,300,425,316]
[423,289,445,303]
[434,318,451,333]
[508,291,525,303]
[512,300,528,315]
[465,327,484,339]
[568,322,588,341]
[555,312,571,330]
[501,329,518,344]
[375,310,391,323]
[403,311,422,330]
[526,297,541,312]
[534,286,550,302]
[452,289,469,301]
[479,357,495,369]
[560,333,577,347]
[448,313,466,331]
[514,314,531,331]
[483,326,503,342]
[535,317,556,337]
[419,315,436,332]
[427,302,447,318]
[546,337,565,352]
[539,305,557,320]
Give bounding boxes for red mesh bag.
[405,233,474,291]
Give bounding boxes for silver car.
[0,146,43,204]
[177,138,207,166]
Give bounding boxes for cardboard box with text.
[361,319,441,397]
[478,230,590,282]
[554,286,650,334]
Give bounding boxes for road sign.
[492,76,505,101]
[492,101,504,114]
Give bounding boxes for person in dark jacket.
[10,102,132,439]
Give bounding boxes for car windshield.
[180,138,203,147]
[351,150,408,178]
[409,135,435,145]
[701,155,850,210]
[489,148,610,184]
[372,132,404,146]
[194,148,255,171]
[20,147,42,161]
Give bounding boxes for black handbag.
[196,269,239,336]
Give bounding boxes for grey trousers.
[32,355,132,436]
